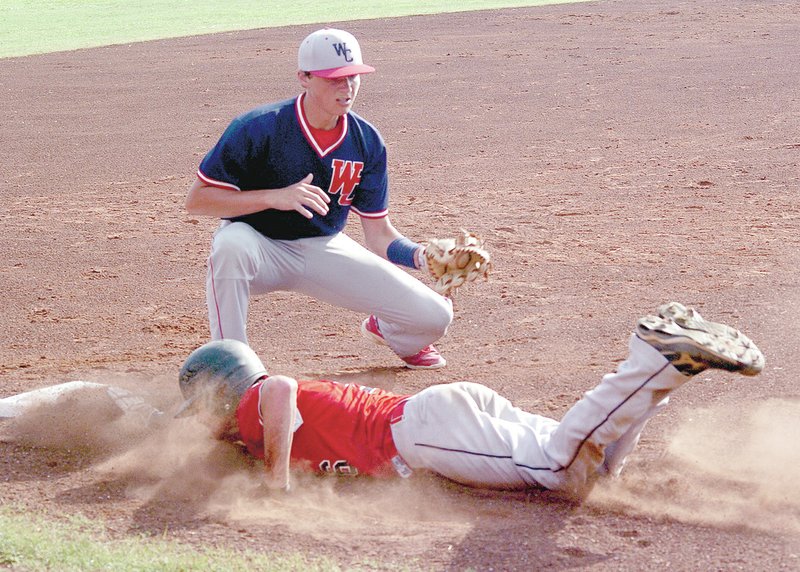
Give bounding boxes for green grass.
[0,505,343,572]
[0,0,590,59]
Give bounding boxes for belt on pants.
[388,399,413,478]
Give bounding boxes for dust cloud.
[104,420,474,537]
[10,385,795,538]
[2,386,472,538]
[4,385,158,454]
[591,398,800,535]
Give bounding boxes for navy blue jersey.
[198,93,389,240]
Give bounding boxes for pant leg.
[393,335,685,494]
[536,334,685,495]
[295,233,453,357]
[599,395,670,478]
[392,382,560,489]
[206,226,451,355]
[205,221,303,343]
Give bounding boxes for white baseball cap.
[298,28,375,79]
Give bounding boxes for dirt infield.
[2,0,799,569]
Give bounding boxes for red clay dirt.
[2,0,799,569]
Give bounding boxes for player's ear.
[297,70,313,87]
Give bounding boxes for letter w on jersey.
[328,159,363,205]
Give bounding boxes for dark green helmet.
[175,339,268,417]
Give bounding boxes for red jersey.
[236,379,410,477]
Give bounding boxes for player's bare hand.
[256,480,292,497]
[271,174,330,219]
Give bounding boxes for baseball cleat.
[361,315,447,369]
[400,345,447,370]
[656,302,735,338]
[361,315,388,346]
[636,303,764,376]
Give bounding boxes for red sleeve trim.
[197,169,241,192]
[352,207,389,219]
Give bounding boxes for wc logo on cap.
[298,28,376,79]
[333,43,354,63]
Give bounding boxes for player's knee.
[420,296,453,336]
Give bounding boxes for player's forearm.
[366,231,401,259]
[185,179,293,218]
[361,216,409,257]
[186,178,330,218]
[260,375,298,490]
[361,216,425,269]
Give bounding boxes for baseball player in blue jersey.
[185,28,454,369]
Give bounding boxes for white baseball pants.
[206,221,453,357]
[390,334,686,496]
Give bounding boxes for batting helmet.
[175,339,268,418]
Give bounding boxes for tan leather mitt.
[423,230,491,297]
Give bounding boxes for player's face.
[197,407,239,440]
[299,72,361,129]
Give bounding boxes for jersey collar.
[295,93,348,158]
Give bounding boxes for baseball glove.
[422,230,491,297]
